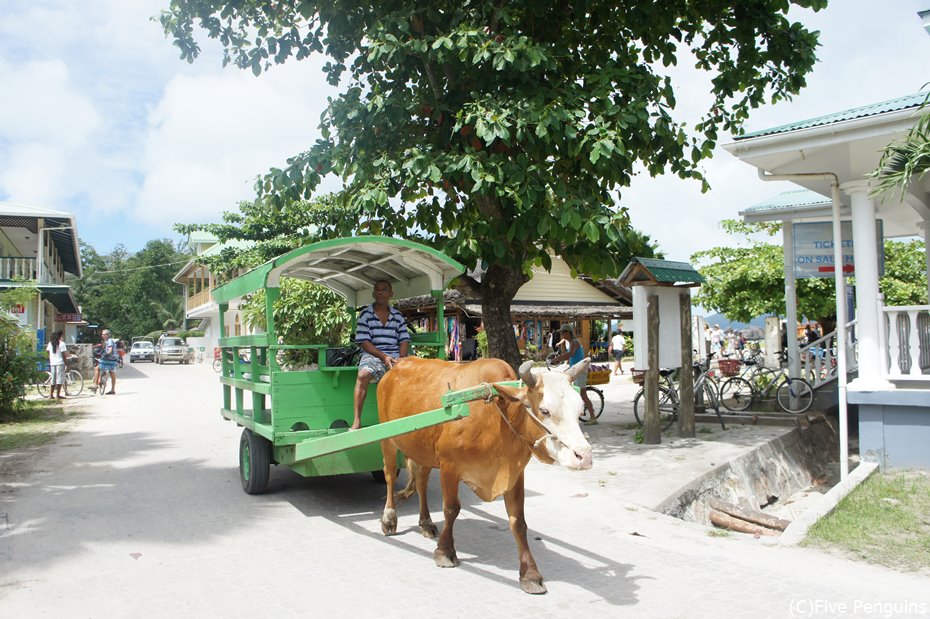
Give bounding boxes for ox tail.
[393,458,417,503]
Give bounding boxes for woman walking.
[46,330,68,399]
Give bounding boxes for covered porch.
[724,92,930,471]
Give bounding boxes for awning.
[0,282,79,314]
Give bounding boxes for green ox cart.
[213,236,510,493]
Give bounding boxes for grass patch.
[0,401,72,452]
[804,470,930,572]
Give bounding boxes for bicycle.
[36,359,84,397]
[633,357,725,431]
[718,352,814,414]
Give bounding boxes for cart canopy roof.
[212,236,465,307]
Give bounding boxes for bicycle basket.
[718,359,741,377]
[630,369,645,385]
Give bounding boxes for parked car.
[129,341,155,363]
[155,337,191,364]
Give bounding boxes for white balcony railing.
[800,319,859,390]
[0,256,37,281]
[882,305,930,381]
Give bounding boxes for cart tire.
[371,470,386,483]
[239,429,271,495]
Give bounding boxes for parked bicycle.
[718,351,814,414]
[36,358,84,397]
[632,356,725,431]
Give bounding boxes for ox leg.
[413,463,438,539]
[434,469,460,568]
[380,440,398,536]
[505,474,546,595]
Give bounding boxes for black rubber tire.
[633,386,676,431]
[65,370,84,396]
[579,386,605,421]
[37,372,51,398]
[776,378,814,414]
[371,470,387,483]
[719,377,754,412]
[239,428,271,494]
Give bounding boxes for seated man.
[351,280,410,430]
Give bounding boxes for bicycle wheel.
[37,371,52,398]
[580,386,604,421]
[719,377,754,412]
[700,380,727,430]
[633,386,676,431]
[776,377,814,414]
[65,370,84,397]
[97,371,109,395]
[213,358,222,372]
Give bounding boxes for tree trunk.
[480,263,529,371]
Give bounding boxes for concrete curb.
[779,460,880,546]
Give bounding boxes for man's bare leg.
[351,370,372,430]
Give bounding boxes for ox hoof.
[520,577,547,595]
[433,548,459,568]
[381,508,397,536]
[419,521,438,539]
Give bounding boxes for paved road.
[1,362,928,618]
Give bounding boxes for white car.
[129,341,155,363]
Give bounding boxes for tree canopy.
[162,0,826,366]
[71,239,190,340]
[692,220,927,333]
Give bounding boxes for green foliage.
[71,239,191,339]
[162,0,824,364]
[0,285,42,418]
[871,98,930,202]
[693,222,928,330]
[475,329,488,359]
[177,329,206,339]
[240,278,352,364]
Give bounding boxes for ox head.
[494,360,593,470]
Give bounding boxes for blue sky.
[1,1,929,260]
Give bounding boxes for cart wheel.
[371,470,386,483]
[239,429,271,494]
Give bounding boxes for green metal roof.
[736,92,928,140]
[212,236,465,307]
[744,189,831,213]
[619,257,705,286]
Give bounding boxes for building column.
[782,223,800,376]
[842,180,889,390]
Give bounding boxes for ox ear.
[493,383,530,406]
[518,361,537,389]
[564,357,592,382]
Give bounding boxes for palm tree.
[150,296,185,331]
[871,95,930,200]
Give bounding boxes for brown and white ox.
[377,356,593,594]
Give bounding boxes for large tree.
[162,0,825,366]
[693,220,928,333]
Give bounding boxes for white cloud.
[134,60,336,227]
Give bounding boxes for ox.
[377,357,593,594]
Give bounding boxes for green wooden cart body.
[212,236,504,481]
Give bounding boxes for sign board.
[792,220,884,279]
[56,313,82,322]
[632,286,690,369]
[11,304,25,314]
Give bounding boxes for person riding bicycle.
[551,327,596,424]
[93,329,119,395]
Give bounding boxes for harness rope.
[477,381,568,465]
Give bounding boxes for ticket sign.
[792,221,884,279]
[11,304,25,314]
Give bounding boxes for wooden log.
[643,295,661,445]
[709,510,780,537]
[678,292,695,438]
[707,497,791,531]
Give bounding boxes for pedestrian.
[608,330,625,376]
[710,324,724,355]
[93,329,119,394]
[46,330,68,399]
[551,328,596,424]
[351,279,410,430]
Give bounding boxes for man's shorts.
[612,350,623,362]
[50,364,65,385]
[99,360,118,372]
[358,352,389,384]
[573,371,588,389]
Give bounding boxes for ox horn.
[564,357,592,382]
[518,361,537,388]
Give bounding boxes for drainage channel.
[655,416,840,536]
